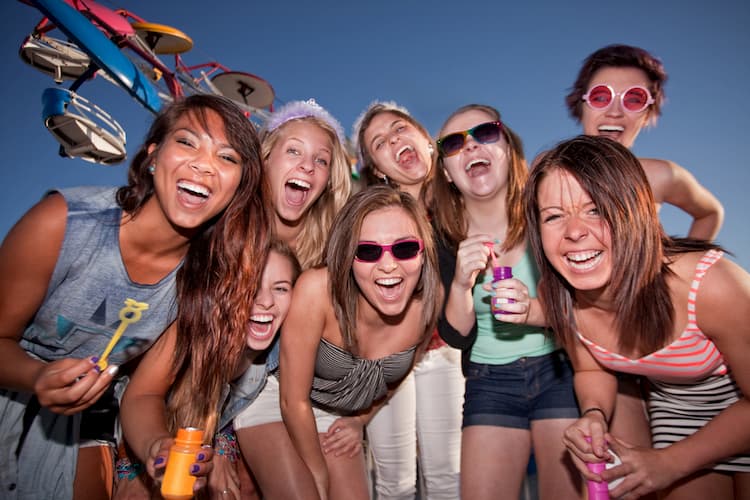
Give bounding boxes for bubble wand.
[96,298,149,371]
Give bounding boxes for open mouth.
[177,180,210,203]
[396,145,415,163]
[248,313,275,339]
[375,277,404,300]
[565,250,603,270]
[464,158,490,177]
[284,178,311,206]
[598,125,624,133]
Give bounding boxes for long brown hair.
[430,104,527,252]
[325,186,441,353]
[353,102,436,198]
[524,135,717,354]
[159,95,273,437]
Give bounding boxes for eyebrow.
[369,119,406,147]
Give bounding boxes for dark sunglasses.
[436,121,503,157]
[354,239,424,263]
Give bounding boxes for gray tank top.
[19,186,180,366]
[310,338,417,413]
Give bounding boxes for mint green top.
[470,248,556,364]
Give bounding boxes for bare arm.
[279,269,329,499]
[642,158,724,240]
[443,234,492,335]
[0,193,116,413]
[601,257,750,498]
[120,323,177,474]
[563,341,618,465]
[655,257,750,475]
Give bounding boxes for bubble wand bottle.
[486,241,514,318]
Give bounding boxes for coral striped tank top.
[577,250,726,383]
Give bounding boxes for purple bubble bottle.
[491,265,514,317]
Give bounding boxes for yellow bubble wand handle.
[96,299,149,371]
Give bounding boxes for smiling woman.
[0,94,271,499]
[525,135,750,499]
[278,186,441,500]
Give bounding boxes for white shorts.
[233,375,339,434]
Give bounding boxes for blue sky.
[3,0,749,270]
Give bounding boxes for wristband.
[115,457,143,480]
[582,407,608,421]
[214,429,239,463]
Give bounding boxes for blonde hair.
[261,115,352,269]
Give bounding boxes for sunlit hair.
[430,104,528,252]
[524,135,718,355]
[566,44,668,127]
[143,95,273,437]
[353,102,436,197]
[325,186,441,353]
[261,116,352,269]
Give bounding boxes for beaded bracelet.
[115,457,144,480]
[214,429,239,463]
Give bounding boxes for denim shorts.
[463,350,579,429]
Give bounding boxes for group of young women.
[0,43,747,500]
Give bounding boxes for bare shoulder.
[294,268,330,303]
[1,193,68,262]
[637,157,675,190]
[296,267,328,288]
[686,253,750,338]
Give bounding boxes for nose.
[297,154,315,174]
[253,287,274,308]
[462,135,480,152]
[564,214,589,241]
[189,150,216,176]
[377,250,398,271]
[605,97,624,117]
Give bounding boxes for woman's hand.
[207,454,240,500]
[321,416,365,458]
[484,277,532,324]
[33,356,118,415]
[602,435,683,499]
[112,470,154,500]
[561,412,611,478]
[453,235,492,290]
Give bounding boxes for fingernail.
[190,465,199,474]
[154,457,164,466]
[89,356,99,364]
[197,453,206,461]
[93,365,102,374]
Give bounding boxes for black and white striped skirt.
[648,373,750,472]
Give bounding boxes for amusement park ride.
[17,0,277,165]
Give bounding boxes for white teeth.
[598,125,624,132]
[287,178,311,190]
[396,145,414,161]
[376,277,402,286]
[177,181,209,197]
[565,250,602,270]
[465,158,489,171]
[250,314,273,323]
[567,250,601,262]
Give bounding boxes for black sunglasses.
[354,239,424,263]
[436,121,503,157]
